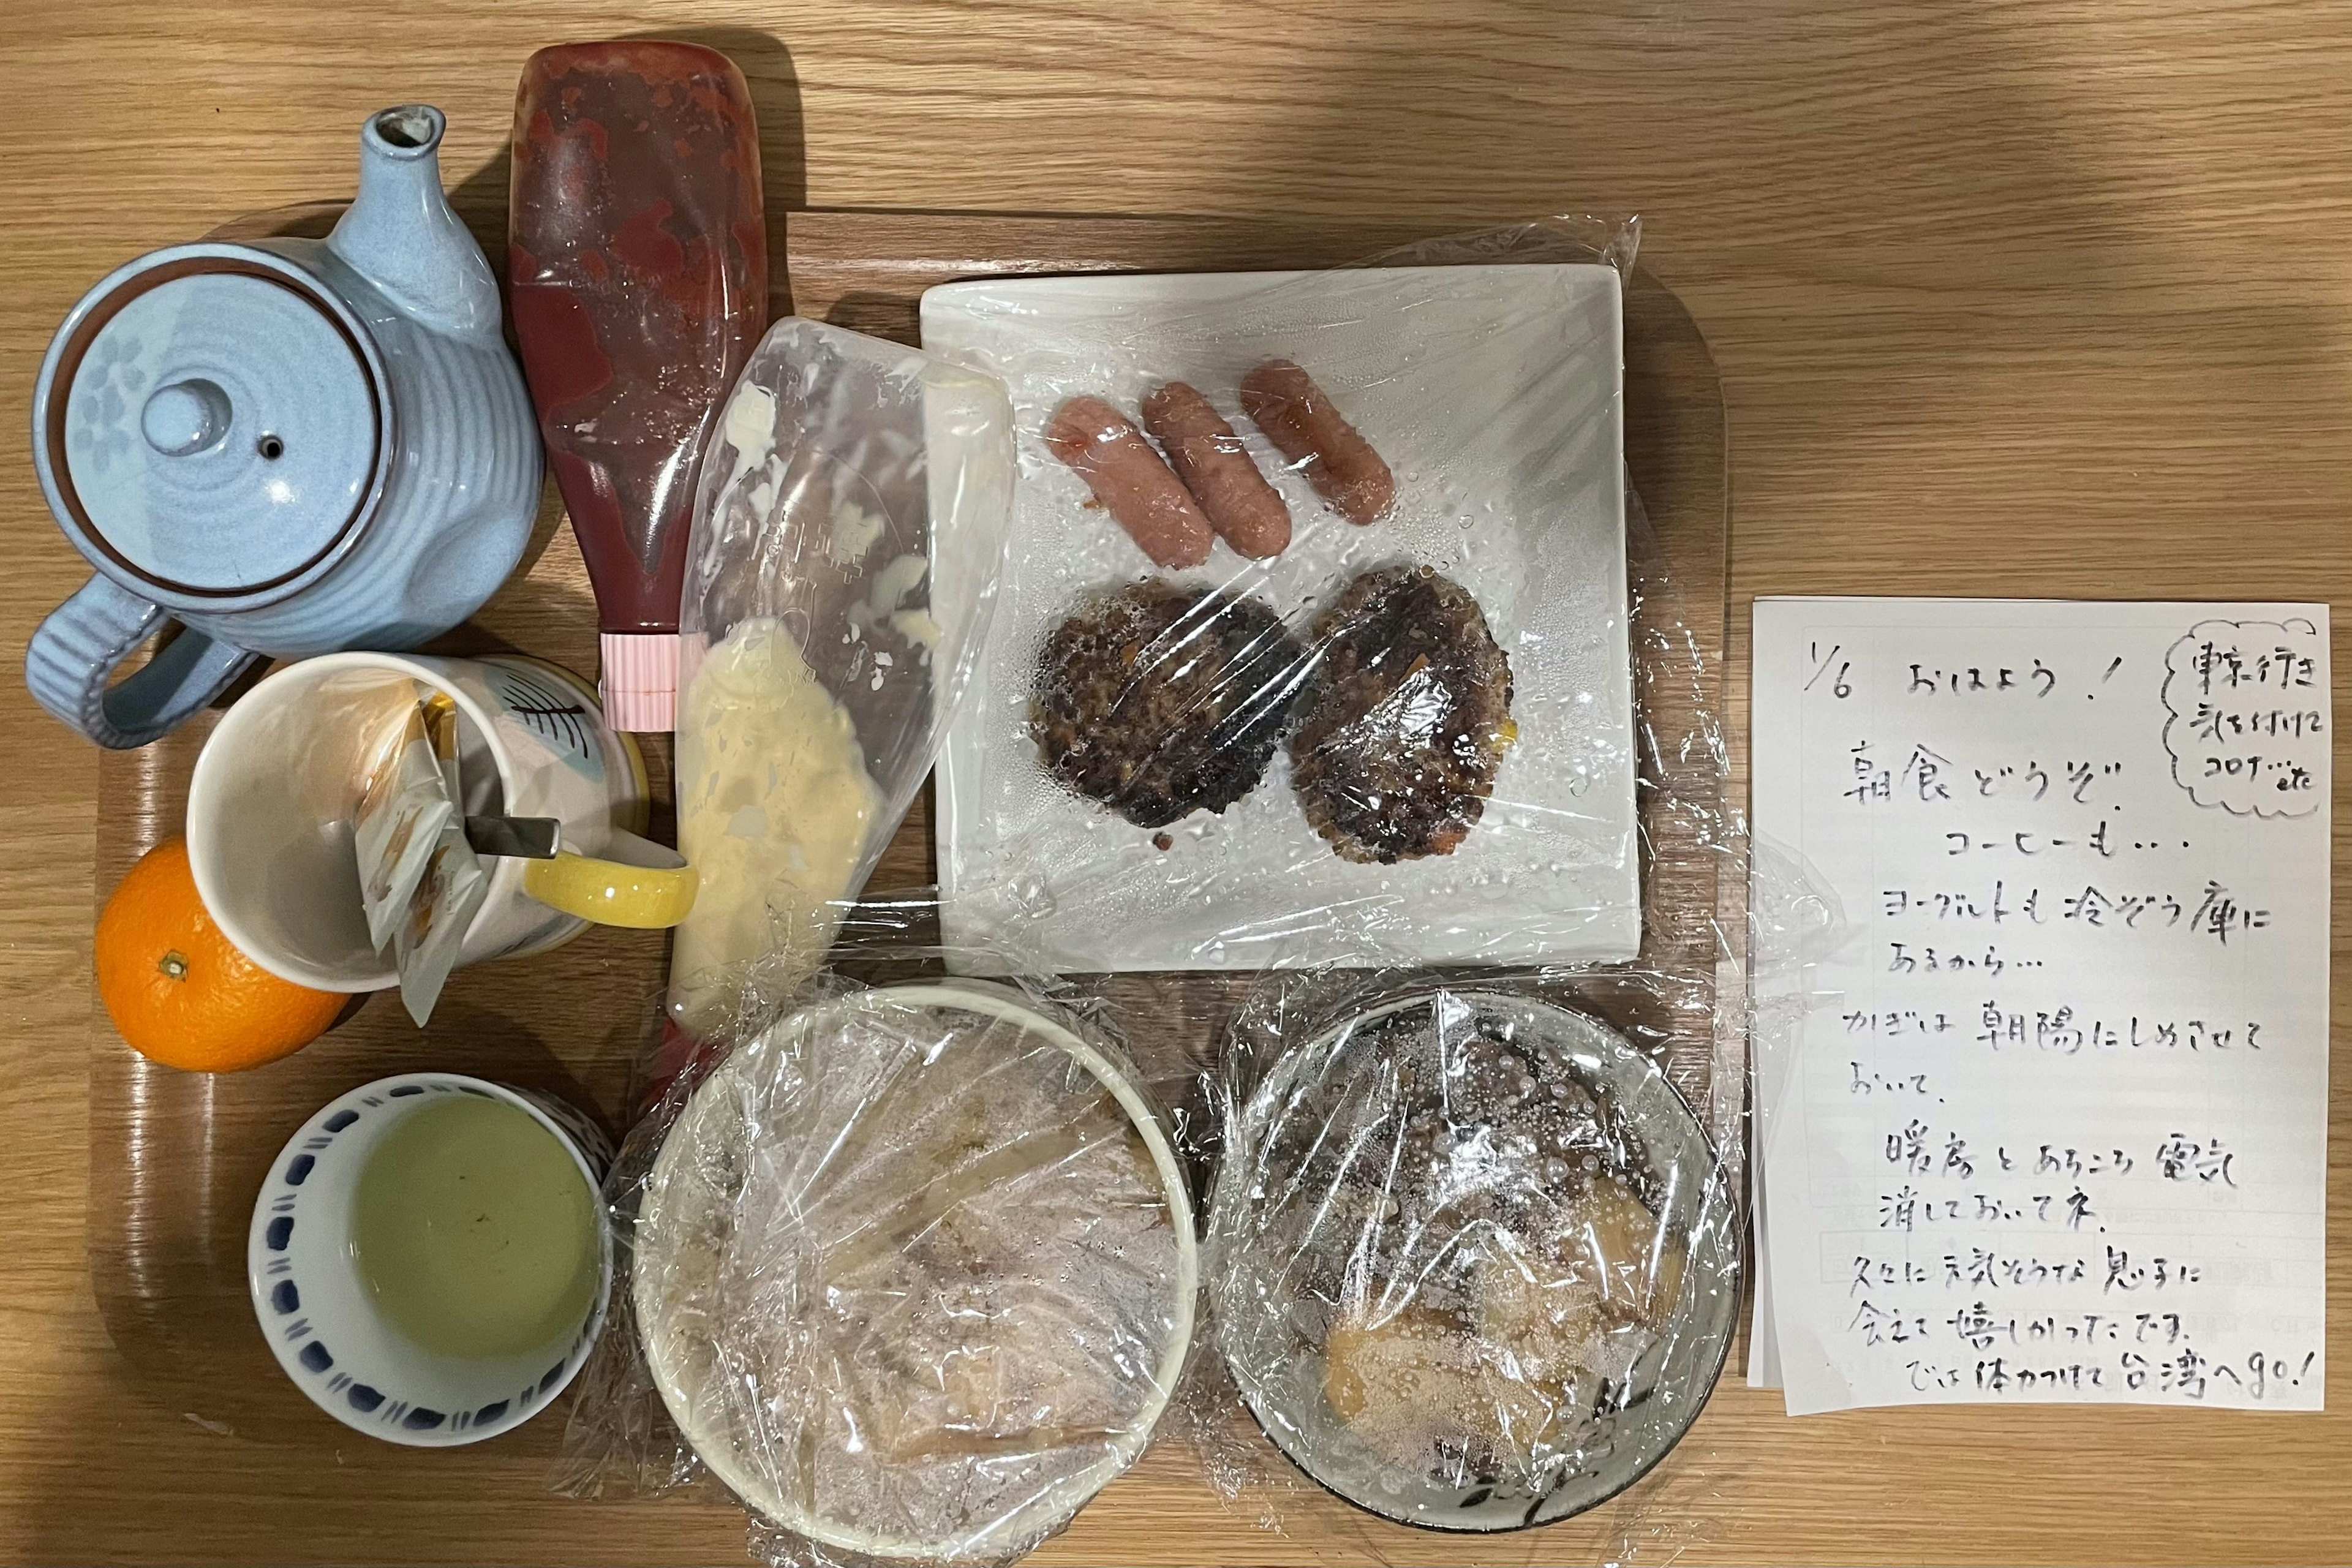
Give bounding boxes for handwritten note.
[1751,600,2329,1414]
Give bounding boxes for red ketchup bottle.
[508,42,767,731]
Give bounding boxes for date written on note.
[1752,601,2331,1414]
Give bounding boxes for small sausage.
[1044,396,1213,570]
[1238,359,1395,526]
[1140,382,1293,559]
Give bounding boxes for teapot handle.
[25,575,260,748]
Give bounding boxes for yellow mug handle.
[521,829,696,930]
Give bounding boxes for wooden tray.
[86,209,1731,1559]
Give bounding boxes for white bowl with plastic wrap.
[633,979,1197,1562]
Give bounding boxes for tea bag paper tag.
[392,825,489,1028]
[353,690,457,954]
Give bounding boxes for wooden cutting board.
[85,208,1730,1561]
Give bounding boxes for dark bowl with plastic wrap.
[1208,986,1738,1531]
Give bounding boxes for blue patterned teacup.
[246,1073,612,1447]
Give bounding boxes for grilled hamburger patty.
[1032,580,1308,829]
[1289,565,1515,863]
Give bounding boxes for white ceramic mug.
[247,1072,612,1446]
[188,650,693,992]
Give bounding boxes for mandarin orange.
[95,838,350,1071]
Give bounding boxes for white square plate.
[921,263,1638,972]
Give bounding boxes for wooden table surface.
[1,2,2345,1564]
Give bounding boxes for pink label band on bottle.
[599,631,678,733]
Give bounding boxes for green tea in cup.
[349,1095,601,1360]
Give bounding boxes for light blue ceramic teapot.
[25,105,541,748]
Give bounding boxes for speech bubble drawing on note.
[2162,617,2326,818]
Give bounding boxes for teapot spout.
[328,105,502,344]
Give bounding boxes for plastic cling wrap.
[668,319,1014,1037]
[576,975,1198,1567]
[920,219,1646,974]
[1204,972,1739,1534]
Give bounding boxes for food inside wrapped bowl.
[1209,988,1736,1531]
[633,981,1196,1562]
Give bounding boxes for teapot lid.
[44,251,383,598]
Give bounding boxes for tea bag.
[353,691,458,953]
[391,823,489,1027]
[352,687,491,1026]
